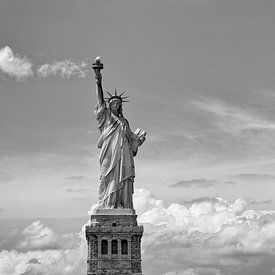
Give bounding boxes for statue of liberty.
[92,57,146,209]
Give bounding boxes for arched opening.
[101,240,108,255]
[121,239,128,255]
[111,240,118,254]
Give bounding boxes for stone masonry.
[86,209,143,275]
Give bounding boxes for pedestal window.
[101,240,108,255]
[121,239,128,255]
[111,240,118,254]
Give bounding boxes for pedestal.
[86,209,143,275]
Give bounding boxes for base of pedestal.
[94,208,136,215]
[86,209,143,275]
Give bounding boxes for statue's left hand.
[138,136,146,146]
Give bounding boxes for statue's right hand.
[94,69,102,84]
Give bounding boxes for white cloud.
[193,99,275,134]
[171,178,216,188]
[134,188,164,215]
[163,269,197,275]
[0,46,33,80]
[0,46,88,81]
[235,173,275,181]
[37,60,87,79]
[0,248,86,275]
[0,220,81,252]
[163,268,225,275]
[0,221,86,275]
[1,189,275,275]
[135,189,275,275]
[66,188,87,193]
[66,175,84,180]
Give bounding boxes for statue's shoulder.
[95,102,110,121]
[122,117,130,125]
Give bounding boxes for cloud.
[37,60,87,79]
[66,175,84,180]
[1,189,275,275]
[0,46,33,80]
[0,220,86,275]
[163,270,198,275]
[235,173,275,181]
[224,181,235,185]
[0,220,80,252]
[192,99,275,134]
[28,258,41,264]
[71,197,89,201]
[135,189,275,275]
[182,197,224,206]
[0,46,88,81]
[132,188,164,216]
[171,178,216,188]
[66,188,87,193]
[163,268,225,275]
[246,198,272,205]
[0,246,86,275]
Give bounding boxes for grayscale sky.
[1,0,275,274]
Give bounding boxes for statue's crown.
[105,89,130,104]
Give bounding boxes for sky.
[1,0,275,274]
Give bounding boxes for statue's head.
[109,98,122,115]
[106,89,129,116]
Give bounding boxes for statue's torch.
[92,56,104,72]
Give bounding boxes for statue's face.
[110,100,122,114]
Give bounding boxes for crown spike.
[114,89,117,96]
[119,91,126,97]
[106,91,112,97]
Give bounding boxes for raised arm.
[94,69,104,106]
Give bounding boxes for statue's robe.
[94,102,139,209]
